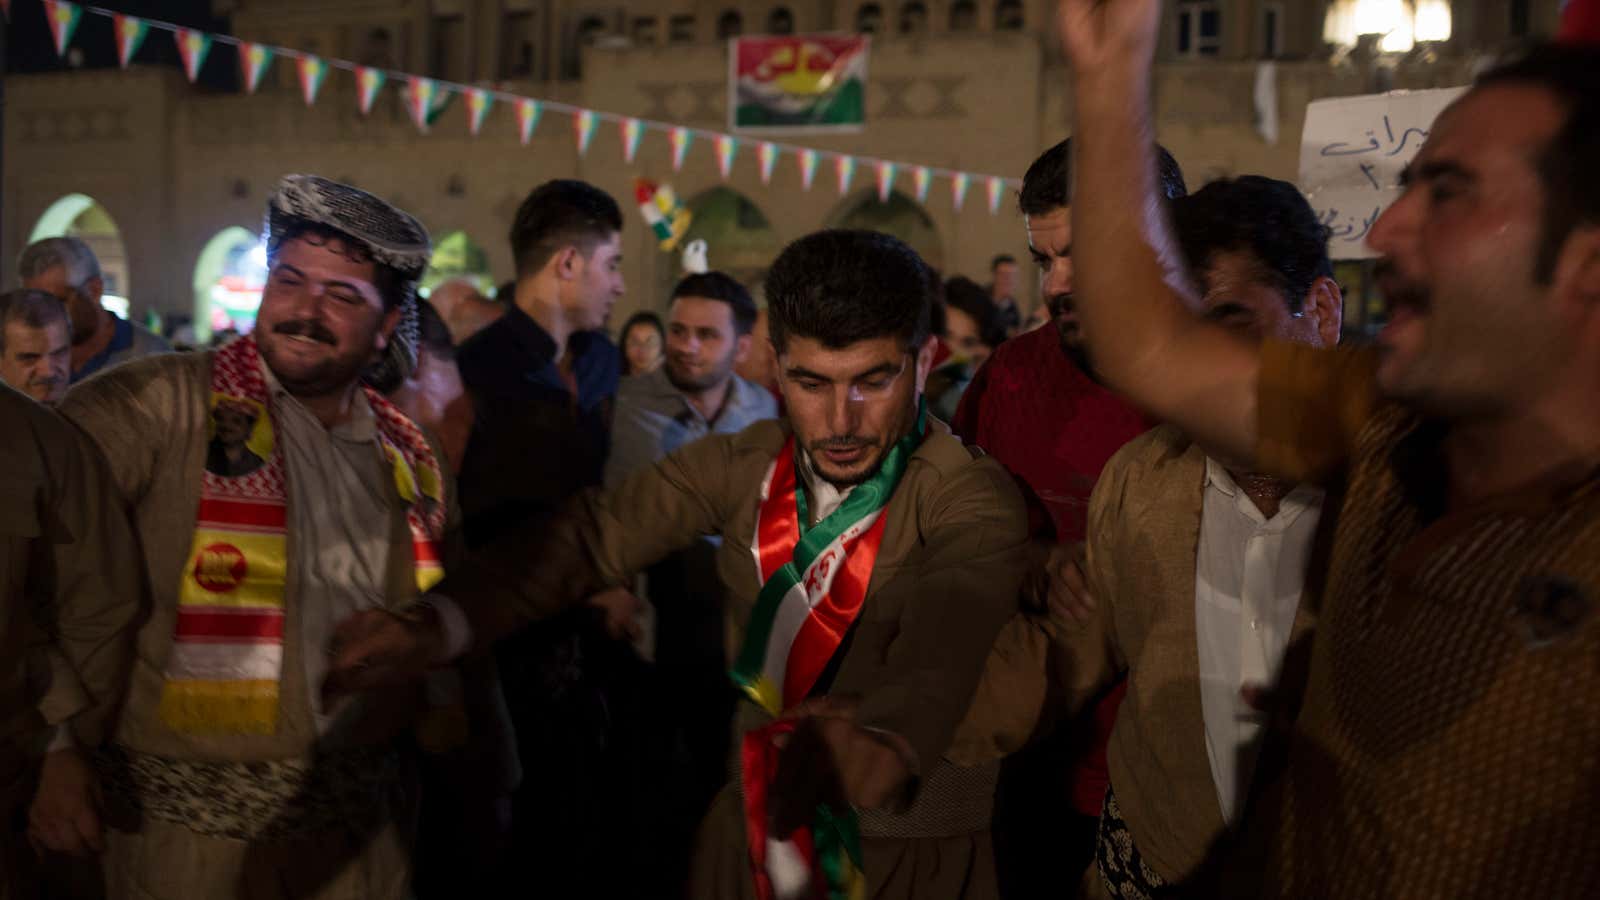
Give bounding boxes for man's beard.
[260,319,366,398]
[665,353,733,395]
[1047,291,1098,379]
[807,436,886,488]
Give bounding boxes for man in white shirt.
[949,175,1343,898]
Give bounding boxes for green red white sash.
[159,335,446,735]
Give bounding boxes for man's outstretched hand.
[1056,0,1163,80]
[320,605,448,707]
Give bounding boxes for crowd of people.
[3,2,1597,898]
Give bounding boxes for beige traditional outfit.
[2,384,144,900]
[439,415,1029,899]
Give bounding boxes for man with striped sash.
[329,229,1031,899]
[41,176,516,900]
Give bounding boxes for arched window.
[899,2,927,35]
[857,3,884,34]
[996,0,1024,31]
[949,0,977,31]
[718,10,744,39]
[768,7,795,35]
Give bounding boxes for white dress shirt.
[1194,458,1323,825]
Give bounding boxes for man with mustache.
[1056,0,1599,894]
[40,175,516,900]
[0,289,72,405]
[946,137,1186,897]
[324,229,1031,899]
[17,237,169,383]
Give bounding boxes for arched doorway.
[29,194,132,318]
[192,226,268,343]
[421,231,494,297]
[666,187,781,303]
[826,189,944,273]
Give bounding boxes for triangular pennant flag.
[406,77,438,132]
[835,156,856,195]
[951,173,972,212]
[112,14,149,69]
[575,110,598,156]
[876,161,897,202]
[466,88,494,135]
[758,142,779,185]
[516,98,543,145]
[239,42,274,94]
[356,67,386,115]
[798,149,819,191]
[42,1,83,58]
[425,86,456,127]
[714,135,738,180]
[621,118,644,163]
[296,55,329,106]
[913,166,932,204]
[986,176,1006,215]
[669,127,694,172]
[174,28,213,83]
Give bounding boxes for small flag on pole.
[174,28,213,83]
[835,156,856,195]
[356,67,386,115]
[669,127,694,171]
[405,77,438,132]
[517,99,542,145]
[913,167,932,203]
[466,88,494,136]
[42,1,82,58]
[621,118,644,163]
[876,161,897,202]
[986,176,1006,215]
[239,43,274,94]
[758,142,779,185]
[714,135,738,180]
[951,173,971,212]
[296,56,329,106]
[575,109,598,156]
[798,149,819,191]
[112,14,149,69]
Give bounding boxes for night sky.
[6,1,235,90]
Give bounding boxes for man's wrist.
[405,594,472,663]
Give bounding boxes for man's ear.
[1303,276,1343,347]
[914,334,938,393]
[733,332,754,366]
[374,305,403,353]
[84,275,105,304]
[552,245,582,282]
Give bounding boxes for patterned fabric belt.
[1096,785,1171,900]
[95,744,404,842]
[730,751,998,839]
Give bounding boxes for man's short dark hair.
[990,254,1016,271]
[509,179,624,278]
[0,289,70,353]
[671,272,759,335]
[942,277,1007,349]
[765,230,934,354]
[268,220,408,311]
[1171,176,1333,314]
[1475,42,1600,283]
[1019,138,1188,217]
[416,299,454,359]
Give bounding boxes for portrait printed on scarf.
[206,395,270,478]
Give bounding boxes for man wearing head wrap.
[41,176,517,900]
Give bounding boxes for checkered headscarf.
[265,175,431,389]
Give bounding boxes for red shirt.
[950,324,1150,815]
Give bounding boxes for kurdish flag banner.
[730,34,867,134]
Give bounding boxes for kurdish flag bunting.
[986,176,1006,215]
[669,126,694,172]
[356,67,386,115]
[731,35,868,133]
[714,135,738,180]
[912,166,931,203]
[951,172,971,212]
[758,142,779,185]
[239,43,274,95]
[835,155,856,195]
[113,14,149,69]
[516,98,542,145]
[43,1,83,58]
[425,85,456,127]
[574,109,598,156]
[876,160,897,202]
[174,28,212,83]
[798,149,819,191]
[466,88,494,136]
[621,118,644,163]
[405,77,438,132]
[296,55,329,106]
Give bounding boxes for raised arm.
[1058,0,1261,466]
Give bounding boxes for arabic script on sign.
[1298,86,1465,260]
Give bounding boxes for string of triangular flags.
[24,0,1019,214]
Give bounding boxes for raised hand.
[1056,0,1163,81]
